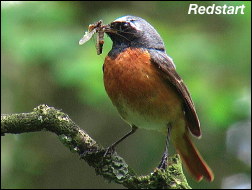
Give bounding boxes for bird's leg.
[104,125,138,156]
[158,123,172,169]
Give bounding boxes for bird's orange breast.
[103,48,183,132]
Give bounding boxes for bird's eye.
[109,22,133,32]
[119,22,131,31]
[123,22,130,28]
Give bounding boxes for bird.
[102,15,214,182]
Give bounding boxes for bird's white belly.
[118,99,181,133]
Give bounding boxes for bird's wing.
[148,49,201,137]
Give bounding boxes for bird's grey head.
[105,15,165,51]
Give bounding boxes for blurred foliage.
[1,1,251,189]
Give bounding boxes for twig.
[1,104,191,189]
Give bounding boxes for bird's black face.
[105,16,165,51]
[108,21,139,42]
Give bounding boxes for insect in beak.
[79,20,107,55]
[79,20,119,55]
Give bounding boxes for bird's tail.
[172,132,214,182]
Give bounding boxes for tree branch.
[1,104,191,189]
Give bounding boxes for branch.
[1,104,191,189]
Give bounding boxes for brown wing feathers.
[149,49,201,137]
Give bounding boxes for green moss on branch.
[1,104,191,189]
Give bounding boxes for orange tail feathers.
[172,133,214,182]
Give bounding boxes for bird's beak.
[103,23,118,35]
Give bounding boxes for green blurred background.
[1,1,251,189]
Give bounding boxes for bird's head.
[104,15,165,51]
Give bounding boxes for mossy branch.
[1,104,191,189]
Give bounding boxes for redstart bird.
[102,15,214,182]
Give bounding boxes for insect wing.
[79,29,96,45]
